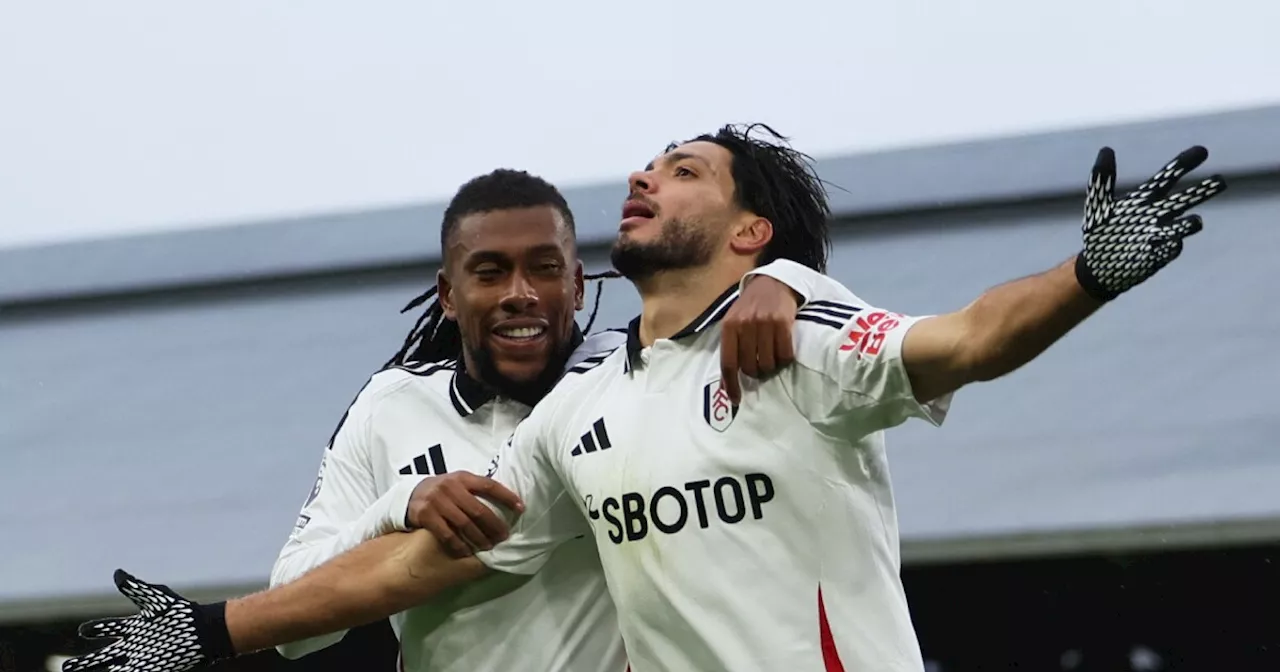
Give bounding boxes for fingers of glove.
[1146,233,1187,269]
[113,569,177,616]
[1091,146,1117,182]
[1134,146,1210,202]
[62,643,126,672]
[1162,214,1204,240]
[1084,147,1117,231]
[1158,175,1228,217]
[79,617,130,640]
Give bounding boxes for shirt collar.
[449,324,585,417]
[624,284,740,373]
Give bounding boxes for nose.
[499,271,539,313]
[628,170,654,195]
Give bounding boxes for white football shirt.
[271,330,628,672]
[478,261,952,671]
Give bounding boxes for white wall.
[3,0,1278,249]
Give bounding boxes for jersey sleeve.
[474,401,589,576]
[742,257,824,304]
[269,378,418,659]
[745,261,952,437]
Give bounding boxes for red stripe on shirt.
[818,586,846,671]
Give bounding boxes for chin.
[492,361,547,385]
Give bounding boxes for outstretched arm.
[899,256,1100,402]
[230,529,486,654]
[62,531,489,672]
[901,146,1224,402]
[760,146,1225,437]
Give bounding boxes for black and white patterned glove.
[62,570,235,672]
[1074,145,1227,302]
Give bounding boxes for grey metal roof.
[3,104,1279,304]
[2,106,1278,620]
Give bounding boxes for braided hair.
[385,269,621,368]
[385,168,621,368]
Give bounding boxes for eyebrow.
[464,243,567,264]
[644,151,714,173]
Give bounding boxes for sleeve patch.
[838,310,904,358]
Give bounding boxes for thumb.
[78,616,130,640]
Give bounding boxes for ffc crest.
[702,379,739,432]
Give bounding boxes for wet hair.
[673,123,832,272]
[385,169,620,368]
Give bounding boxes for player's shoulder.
[536,333,626,410]
[359,359,459,403]
[795,297,869,331]
[790,282,879,359]
[565,330,627,373]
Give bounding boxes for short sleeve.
[474,406,590,576]
[770,268,952,437]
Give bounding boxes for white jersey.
[478,261,952,671]
[271,331,628,672]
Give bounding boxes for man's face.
[611,141,740,281]
[439,206,584,392]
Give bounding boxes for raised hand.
[1075,146,1227,301]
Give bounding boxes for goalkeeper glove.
[1075,145,1226,302]
[62,569,235,672]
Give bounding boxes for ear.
[728,216,773,257]
[437,268,457,319]
[573,260,585,311]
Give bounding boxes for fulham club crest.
[702,379,739,432]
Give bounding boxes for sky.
[2,1,1278,249]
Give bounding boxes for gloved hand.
[62,570,235,672]
[1075,145,1227,302]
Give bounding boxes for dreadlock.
[385,168,622,369]
[581,269,623,334]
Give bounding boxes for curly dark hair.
[673,123,832,272]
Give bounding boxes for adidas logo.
[795,300,862,329]
[399,444,449,476]
[571,418,613,457]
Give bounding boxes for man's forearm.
[225,529,488,654]
[962,255,1102,381]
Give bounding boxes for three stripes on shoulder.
[795,300,862,330]
[568,348,620,375]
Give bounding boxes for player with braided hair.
[57,167,810,672]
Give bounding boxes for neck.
[634,260,753,346]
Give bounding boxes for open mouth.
[620,199,656,228]
[493,325,547,341]
[490,320,550,354]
